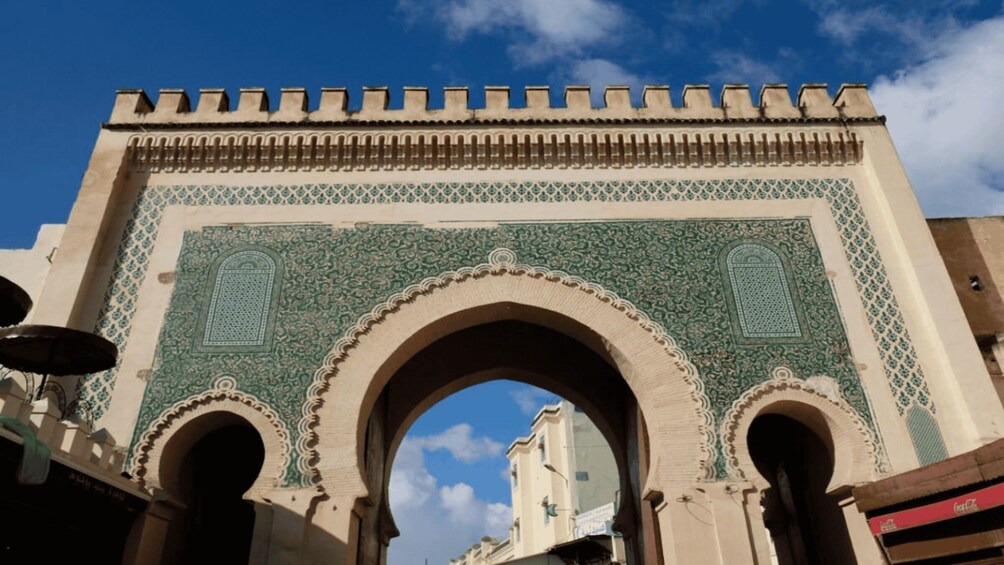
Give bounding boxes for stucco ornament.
[720,366,882,486]
[130,375,291,491]
[300,248,718,480]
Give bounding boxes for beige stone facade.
[0,82,1000,564]
[450,536,513,565]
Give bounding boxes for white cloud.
[440,482,478,517]
[399,0,629,64]
[388,428,512,564]
[439,483,512,540]
[818,6,919,46]
[388,439,437,509]
[409,423,503,463]
[565,58,650,104]
[509,385,554,416]
[810,2,976,71]
[870,15,1004,217]
[707,51,783,85]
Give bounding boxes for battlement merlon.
[106,83,879,126]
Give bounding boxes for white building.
[508,400,620,557]
[452,400,622,564]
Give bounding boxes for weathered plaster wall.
[927,218,1004,337]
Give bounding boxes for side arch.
[305,248,715,503]
[720,368,880,492]
[130,376,291,500]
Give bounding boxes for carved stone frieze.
[125,127,863,172]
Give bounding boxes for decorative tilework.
[299,246,719,481]
[78,179,946,481]
[720,368,882,480]
[724,243,803,340]
[129,375,292,488]
[128,219,877,484]
[906,404,949,465]
[199,248,281,350]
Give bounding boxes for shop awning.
[548,535,614,563]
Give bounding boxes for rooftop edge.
[108,83,878,125]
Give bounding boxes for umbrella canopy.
[0,276,32,327]
[0,325,117,376]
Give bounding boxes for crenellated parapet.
[107,83,878,126]
[0,378,127,478]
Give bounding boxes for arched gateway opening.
[155,414,266,565]
[309,263,714,564]
[385,379,622,564]
[748,414,855,565]
[370,321,645,563]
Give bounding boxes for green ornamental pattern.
[723,242,806,341]
[72,179,947,479]
[197,247,283,353]
[135,219,869,484]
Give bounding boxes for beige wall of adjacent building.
[0,224,64,323]
[928,216,1004,407]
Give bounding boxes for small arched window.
[200,249,281,351]
[724,242,803,340]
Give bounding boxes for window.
[543,496,550,525]
[538,434,546,463]
[199,248,282,352]
[723,242,803,340]
[575,471,589,481]
[511,464,518,489]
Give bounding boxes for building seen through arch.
[448,399,625,565]
[2,83,1004,563]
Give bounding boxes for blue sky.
[2,1,1003,249]
[3,1,1004,562]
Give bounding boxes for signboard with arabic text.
[573,502,616,539]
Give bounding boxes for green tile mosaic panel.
[203,250,278,347]
[74,179,946,481]
[132,219,873,484]
[724,243,803,340]
[906,404,949,464]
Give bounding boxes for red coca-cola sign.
[954,498,979,515]
[868,482,1004,535]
